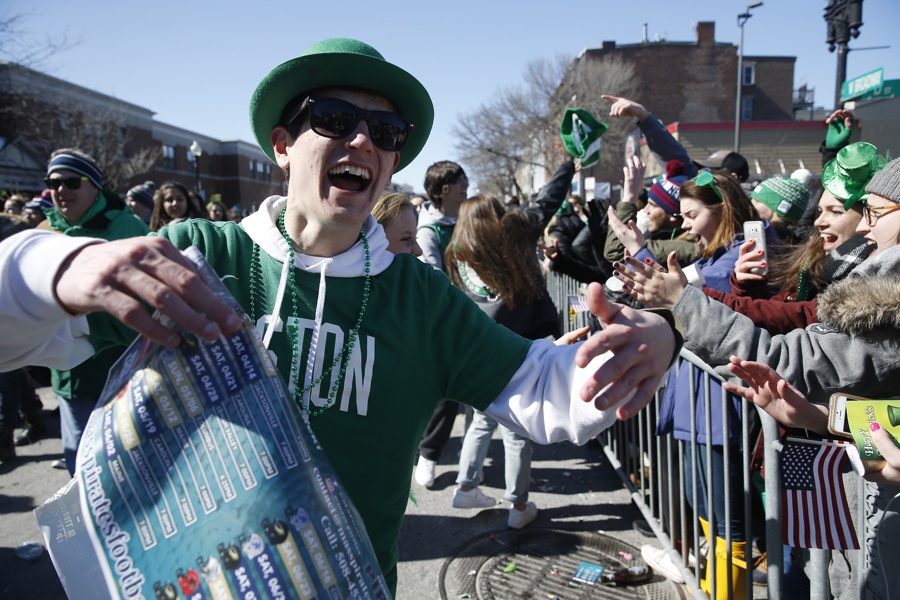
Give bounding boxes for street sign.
[841,68,884,102]
[853,79,899,101]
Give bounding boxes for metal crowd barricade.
[544,270,851,599]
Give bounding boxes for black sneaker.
[14,413,46,446]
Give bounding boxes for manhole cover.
[438,528,684,599]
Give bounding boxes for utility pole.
[825,0,864,109]
[734,2,763,153]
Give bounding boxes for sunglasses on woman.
[283,96,413,152]
[44,176,90,191]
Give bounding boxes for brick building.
[552,21,807,195]
[0,62,282,209]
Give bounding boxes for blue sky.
[5,0,898,192]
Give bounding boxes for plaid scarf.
[821,234,875,284]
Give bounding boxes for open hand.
[613,251,687,308]
[622,155,646,205]
[575,282,675,420]
[607,206,646,255]
[722,356,828,434]
[55,237,242,347]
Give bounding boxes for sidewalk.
[0,393,659,599]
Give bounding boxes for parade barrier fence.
[546,270,867,599]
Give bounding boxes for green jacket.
[49,190,150,401]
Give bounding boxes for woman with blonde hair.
[372,192,421,257]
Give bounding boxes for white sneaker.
[414,457,436,488]
[452,487,498,509]
[507,502,538,529]
[640,544,685,584]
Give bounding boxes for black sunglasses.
[283,96,413,152]
[44,176,89,191]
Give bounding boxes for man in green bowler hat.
[0,38,681,595]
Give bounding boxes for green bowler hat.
[249,38,434,173]
[822,142,890,209]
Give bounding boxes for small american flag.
[780,437,858,550]
[568,295,590,313]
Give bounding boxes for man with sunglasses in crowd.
[36,149,149,474]
[0,38,680,595]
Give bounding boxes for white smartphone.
[827,393,854,439]
[742,221,767,276]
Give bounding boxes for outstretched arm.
[1,231,241,372]
[54,236,242,347]
[722,356,829,434]
[485,282,681,444]
[601,94,697,177]
[575,281,679,419]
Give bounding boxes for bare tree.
[0,81,161,191]
[552,54,641,190]
[0,9,80,69]
[452,54,571,198]
[0,10,157,191]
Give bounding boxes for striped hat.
[751,176,811,223]
[647,160,688,215]
[46,151,103,190]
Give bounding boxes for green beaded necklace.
[796,258,813,302]
[252,208,371,416]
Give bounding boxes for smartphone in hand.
[742,221,767,276]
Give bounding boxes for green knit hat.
[560,108,607,168]
[249,38,434,172]
[750,176,811,223]
[822,142,890,209]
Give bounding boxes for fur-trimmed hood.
[817,245,900,334]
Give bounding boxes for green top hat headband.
[822,142,890,210]
[249,38,434,172]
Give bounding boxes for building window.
[256,161,264,179]
[249,159,256,179]
[163,144,176,170]
[266,164,272,181]
[741,97,754,121]
[742,64,755,86]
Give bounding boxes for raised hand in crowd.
[824,109,855,146]
[613,251,688,308]
[601,94,649,121]
[622,155,645,205]
[606,206,646,257]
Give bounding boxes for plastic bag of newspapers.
[35,246,389,600]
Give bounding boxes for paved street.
[0,391,656,599]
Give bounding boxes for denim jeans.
[456,409,532,504]
[683,443,746,541]
[58,395,96,476]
